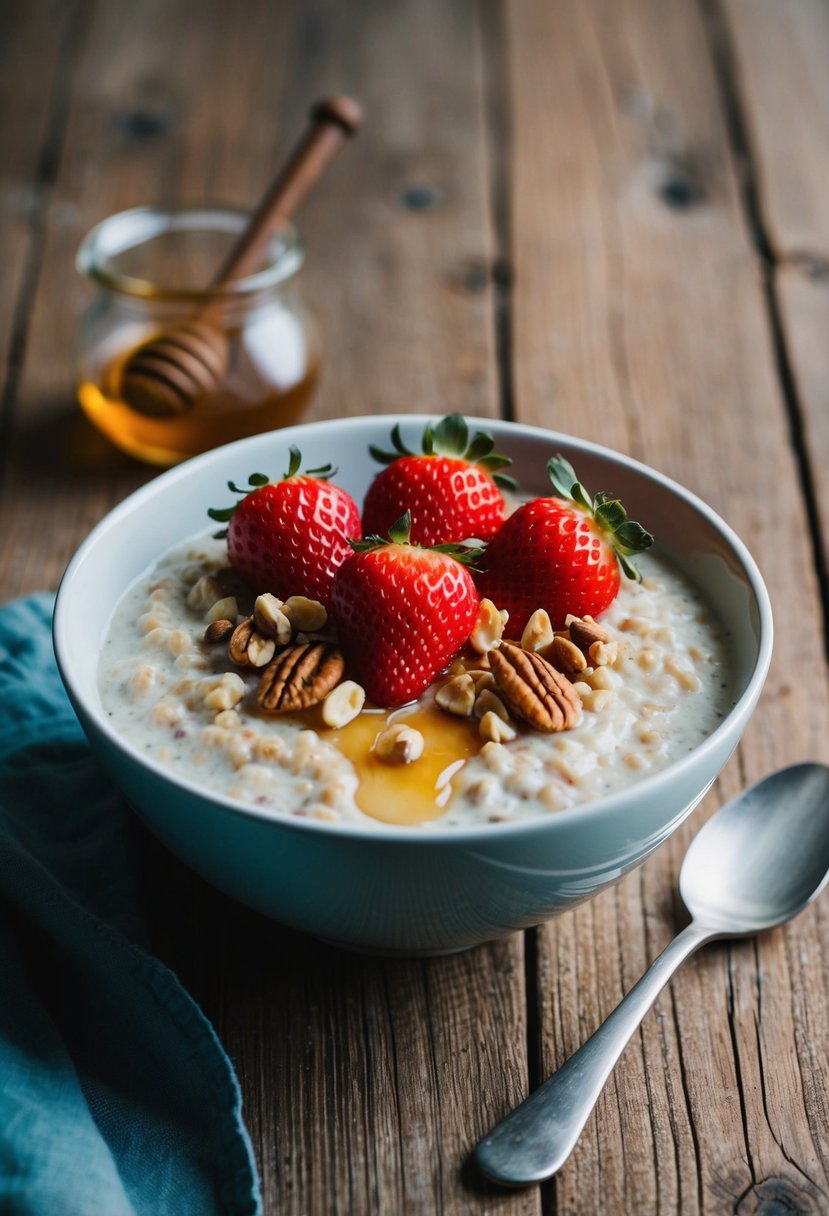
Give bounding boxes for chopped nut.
[203,618,235,645]
[588,639,619,667]
[479,711,516,744]
[586,665,614,691]
[521,608,554,654]
[205,596,238,624]
[203,672,245,711]
[490,641,582,732]
[374,723,424,764]
[321,680,366,728]
[548,635,588,674]
[214,709,242,730]
[474,688,511,723]
[247,633,276,667]
[187,575,225,612]
[282,596,328,633]
[257,643,344,713]
[581,688,614,713]
[436,674,476,717]
[229,617,276,667]
[469,598,505,654]
[567,614,610,650]
[468,669,496,692]
[253,594,292,645]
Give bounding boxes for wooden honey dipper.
[120,96,363,418]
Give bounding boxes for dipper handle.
[211,96,363,286]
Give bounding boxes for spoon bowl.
[681,762,829,933]
[475,763,829,1186]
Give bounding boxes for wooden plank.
[0,2,82,469]
[722,0,829,260]
[0,1,534,1213]
[777,264,829,542]
[507,0,829,1211]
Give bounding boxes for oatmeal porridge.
[98,533,733,828]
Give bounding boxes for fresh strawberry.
[476,455,654,634]
[361,414,516,546]
[330,512,481,706]
[208,448,361,608]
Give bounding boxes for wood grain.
[722,0,829,261]
[507,0,829,1211]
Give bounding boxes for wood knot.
[651,156,706,211]
[736,1175,823,1215]
[113,108,176,140]
[402,184,440,212]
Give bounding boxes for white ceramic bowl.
[54,416,773,955]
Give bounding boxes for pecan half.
[489,641,581,732]
[257,642,345,713]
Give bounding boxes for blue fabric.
[0,594,262,1216]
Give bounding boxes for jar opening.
[76,206,304,301]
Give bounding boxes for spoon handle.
[475,921,715,1186]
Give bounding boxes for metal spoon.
[475,762,829,1187]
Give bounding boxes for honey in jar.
[75,206,320,466]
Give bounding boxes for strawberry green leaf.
[493,472,518,491]
[368,444,399,465]
[349,509,484,567]
[387,511,413,545]
[368,415,515,483]
[594,498,627,532]
[546,454,580,500]
[464,431,495,463]
[391,424,415,457]
[207,506,236,522]
[285,447,303,479]
[478,453,512,472]
[613,520,654,554]
[432,413,469,456]
[545,453,654,581]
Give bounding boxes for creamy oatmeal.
[98,531,733,828]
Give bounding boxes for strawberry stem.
[369,414,518,491]
[350,511,485,567]
[546,454,654,581]
[207,450,338,526]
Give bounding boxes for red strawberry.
[208,448,361,608]
[361,414,515,546]
[476,455,653,634]
[330,512,481,706]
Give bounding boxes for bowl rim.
[53,414,774,844]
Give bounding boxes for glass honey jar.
[75,206,320,466]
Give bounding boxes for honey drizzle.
[300,699,481,826]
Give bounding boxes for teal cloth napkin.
[0,594,262,1216]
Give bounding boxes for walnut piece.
[228,617,275,667]
[257,642,345,713]
[489,641,581,732]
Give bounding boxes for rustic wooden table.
[4,1,829,1212]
